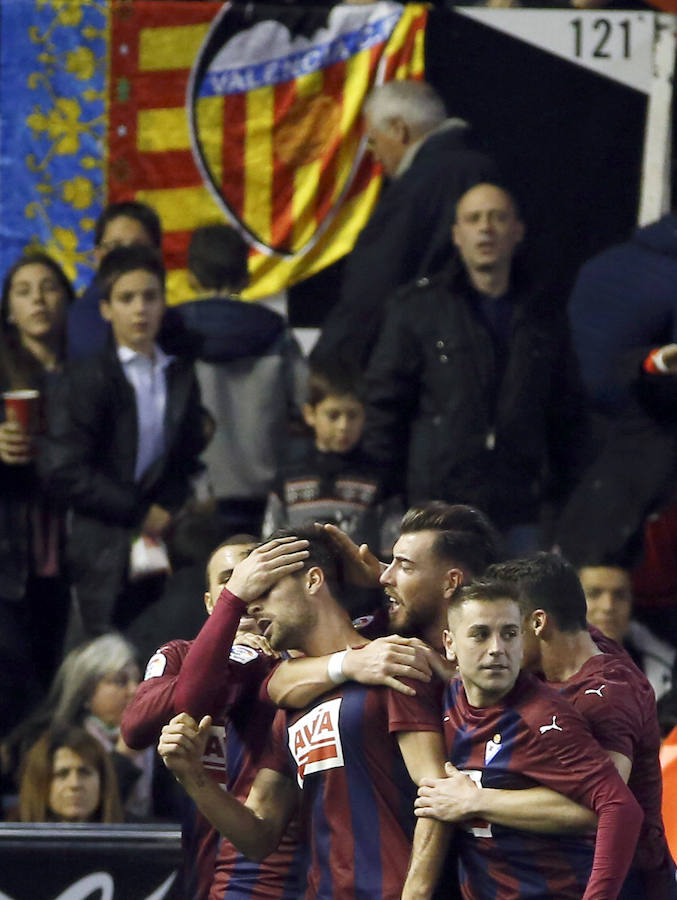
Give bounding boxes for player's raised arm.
[159,713,296,860]
[319,522,385,586]
[174,536,308,718]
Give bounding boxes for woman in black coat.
[0,251,74,737]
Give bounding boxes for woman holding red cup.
[0,252,75,738]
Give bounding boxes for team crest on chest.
[484,732,502,764]
[288,697,344,787]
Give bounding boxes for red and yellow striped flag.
[108,2,427,303]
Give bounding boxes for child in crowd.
[67,200,163,360]
[173,223,307,536]
[263,362,399,566]
[39,245,206,642]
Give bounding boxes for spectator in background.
[172,223,307,536]
[363,183,587,554]
[67,201,163,361]
[569,210,677,441]
[578,562,675,699]
[557,211,677,577]
[1,633,168,822]
[18,725,123,823]
[0,252,75,736]
[40,245,206,641]
[311,79,497,369]
[263,361,399,574]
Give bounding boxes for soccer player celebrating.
[121,535,308,899]
[264,501,499,707]
[159,526,451,899]
[488,554,676,898]
[415,579,642,899]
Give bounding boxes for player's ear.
[204,591,215,615]
[305,565,323,594]
[443,628,456,662]
[443,568,463,599]
[531,608,547,636]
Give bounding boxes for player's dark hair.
[306,360,366,407]
[97,244,165,302]
[487,553,588,633]
[265,525,344,604]
[204,534,257,586]
[187,224,249,293]
[448,578,520,623]
[400,502,499,577]
[94,201,162,249]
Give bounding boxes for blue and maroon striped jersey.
[265,678,442,899]
[121,589,303,900]
[443,671,642,900]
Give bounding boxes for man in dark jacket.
[311,80,497,369]
[363,183,587,553]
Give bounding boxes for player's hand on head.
[319,523,384,587]
[226,536,309,603]
[343,635,433,695]
[415,765,480,822]
[158,712,211,777]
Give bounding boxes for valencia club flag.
[109,1,428,302]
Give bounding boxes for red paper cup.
[3,390,42,434]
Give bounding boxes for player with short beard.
[159,526,451,900]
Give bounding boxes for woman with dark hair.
[0,252,74,392]
[0,252,75,736]
[18,724,123,823]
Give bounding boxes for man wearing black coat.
[363,183,587,553]
[311,80,497,369]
